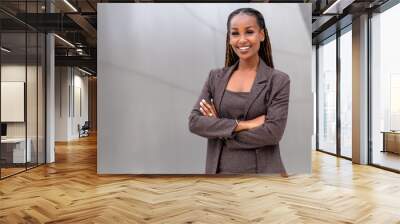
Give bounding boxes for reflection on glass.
[1,32,27,177]
[0,1,46,179]
[340,29,352,158]
[371,3,400,171]
[318,37,337,154]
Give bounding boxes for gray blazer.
[188,59,290,174]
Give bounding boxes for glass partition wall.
[316,26,353,159]
[316,0,400,172]
[339,27,352,159]
[317,35,337,155]
[370,3,400,171]
[0,30,27,177]
[0,2,46,179]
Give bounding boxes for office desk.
[1,138,31,163]
[382,131,400,154]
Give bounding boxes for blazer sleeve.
[188,70,238,139]
[225,76,290,149]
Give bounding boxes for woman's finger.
[200,101,211,115]
[201,99,214,114]
[199,107,207,116]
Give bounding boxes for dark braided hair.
[224,8,274,68]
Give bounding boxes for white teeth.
[239,46,250,50]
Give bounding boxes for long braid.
[224,39,238,67]
[224,8,274,68]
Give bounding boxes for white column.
[46,32,55,163]
[352,14,369,164]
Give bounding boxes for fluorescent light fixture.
[63,0,78,12]
[54,34,75,48]
[78,67,93,76]
[323,0,342,14]
[322,0,354,15]
[1,47,11,53]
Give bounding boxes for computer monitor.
[1,123,7,137]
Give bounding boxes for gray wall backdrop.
[98,3,312,174]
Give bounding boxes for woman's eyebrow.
[230,25,255,29]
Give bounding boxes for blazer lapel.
[214,61,238,115]
[243,59,270,119]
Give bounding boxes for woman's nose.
[238,35,248,43]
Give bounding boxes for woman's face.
[229,13,265,61]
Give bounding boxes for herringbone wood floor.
[1,134,400,224]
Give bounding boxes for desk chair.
[79,121,90,138]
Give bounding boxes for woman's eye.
[231,32,239,36]
[246,30,254,34]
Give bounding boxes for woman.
[188,8,290,175]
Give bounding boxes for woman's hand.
[199,99,218,118]
[234,115,266,132]
[246,115,266,129]
[199,98,266,132]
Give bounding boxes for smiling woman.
[188,8,290,175]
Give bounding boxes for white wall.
[55,67,89,141]
[98,3,313,174]
[72,73,89,138]
[55,67,69,141]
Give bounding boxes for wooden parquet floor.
[1,134,400,224]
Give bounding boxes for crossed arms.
[188,70,290,149]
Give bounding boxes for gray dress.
[217,89,257,174]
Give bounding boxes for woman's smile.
[237,45,251,53]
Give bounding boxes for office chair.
[79,121,90,138]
